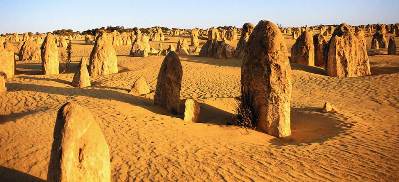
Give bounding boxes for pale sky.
[0,0,398,34]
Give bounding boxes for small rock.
[130,77,150,95]
[323,102,335,113]
[184,99,200,122]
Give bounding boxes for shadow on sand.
[271,107,353,146]
[0,166,45,182]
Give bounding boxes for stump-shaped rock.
[184,99,200,122]
[41,33,59,75]
[0,49,15,78]
[235,23,254,58]
[0,72,6,93]
[291,31,315,66]
[154,51,183,114]
[72,58,91,88]
[371,30,388,49]
[48,102,111,182]
[326,23,371,77]
[20,37,41,62]
[313,34,328,67]
[130,77,150,95]
[388,37,396,55]
[240,20,292,138]
[89,32,118,77]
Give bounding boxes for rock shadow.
[0,166,45,182]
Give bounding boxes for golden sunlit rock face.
[0,5,398,181]
[48,102,111,182]
[240,20,292,138]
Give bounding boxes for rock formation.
[72,58,91,88]
[89,32,118,77]
[291,31,315,66]
[176,39,190,55]
[154,51,183,114]
[240,20,292,138]
[388,37,396,55]
[48,102,111,182]
[371,30,388,49]
[235,23,254,58]
[41,33,59,75]
[19,37,41,62]
[313,34,328,67]
[326,23,371,77]
[184,99,200,122]
[130,77,150,95]
[0,72,6,93]
[0,49,15,78]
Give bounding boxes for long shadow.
[0,109,46,124]
[370,65,399,75]
[16,62,80,75]
[0,166,45,182]
[290,63,327,75]
[181,56,242,67]
[271,107,353,146]
[197,103,234,125]
[17,76,71,85]
[6,82,169,119]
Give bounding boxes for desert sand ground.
[0,35,398,181]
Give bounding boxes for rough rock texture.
[313,34,328,67]
[326,23,371,77]
[235,23,254,58]
[130,35,150,57]
[191,29,200,47]
[371,30,388,49]
[72,58,91,88]
[89,32,118,77]
[0,72,6,93]
[388,37,396,55]
[0,49,15,78]
[47,102,111,182]
[41,34,59,75]
[215,41,235,59]
[322,102,336,113]
[130,77,150,95]
[240,20,292,138]
[19,38,41,62]
[291,31,315,66]
[154,51,183,115]
[184,99,200,122]
[176,39,190,55]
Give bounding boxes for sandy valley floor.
[0,37,399,181]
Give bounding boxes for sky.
[0,0,398,34]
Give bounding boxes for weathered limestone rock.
[176,39,190,55]
[240,20,292,138]
[208,27,220,41]
[0,49,15,78]
[89,32,118,77]
[313,34,328,67]
[326,23,371,77]
[41,33,59,75]
[184,99,200,122]
[130,77,150,95]
[215,41,235,59]
[322,102,336,113]
[191,29,200,47]
[388,37,396,55]
[130,35,150,57]
[291,31,315,66]
[154,51,182,114]
[235,23,254,58]
[19,37,41,62]
[371,30,388,49]
[0,72,6,93]
[72,58,91,88]
[47,102,111,182]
